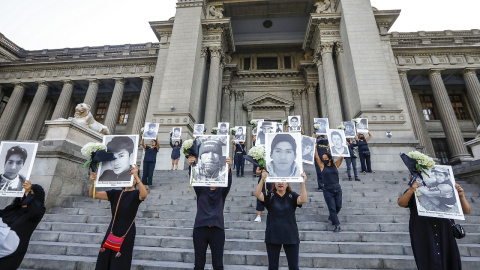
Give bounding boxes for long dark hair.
[324,152,335,166]
[271,183,293,193]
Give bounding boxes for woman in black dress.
[397,181,471,270]
[0,181,45,270]
[141,137,159,188]
[89,165,147,270]
[170,137,183,170]
[356,132,372,173]
[315,151,344,232]
[254,169,307,270]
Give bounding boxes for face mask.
[359,137,364,140]
[322,159,329,165]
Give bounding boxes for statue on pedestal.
[70,103,110,135]
[208,5,224,19]
[314,0,331,13]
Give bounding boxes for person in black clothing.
[417,167,457,212]
[253,166,272,223]
[315,135,328,191]
[398,181,471,270]
[89,165,147,270]
[315,151,344,232]
[141,137,159,188]
[170,137,183,170]
[0,181,45,270]
[254,169,307,270]
[188,155,232,270]
[356,132,373,173]
[345,139,360,181]
[233,141,246,177]
[99,136,135,182]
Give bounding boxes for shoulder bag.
[450,219,466,239]
[100,190,136,257]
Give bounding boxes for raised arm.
[365,132,372,142]
[131,165,147,201]
[456,184,471,214]
[254,170,268,202]
[88,172,108,200]
[334,157,344,168]
[141,139,146,149]
[297,171,307,205]
[315,147,324,171]
[156,136,160,150]
[169,138,174,148]
[397,181,419,207]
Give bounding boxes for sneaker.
[333,225,341,232]
[348,177,352,181]
[254,215,261,222]
[355,177,361,181]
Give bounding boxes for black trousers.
[265,243,299,270]
[234,153,245,177]
[359,152,372,172]
[142,161,155,185]
[323,184,342,226]
[193,226,225,270]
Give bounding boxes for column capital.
[306,83,316,93]
[209,46,223,58]
[235,90,244,100]
[37,81,49,87]
[313,56,323,66]
[13,82,26,89]
[222,85,231,95]
[113,78,126,84]
[398,69,410,76]
[87,78,100,84]
[140,76,153,83]
[201,47,208,58]
[292,89,303,99]
[428,69,444,77]
[62,80,75,86]
[462,68,477,76]
[335,41,343,55]
[320,41,335,56]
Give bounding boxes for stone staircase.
[15,164,480,269]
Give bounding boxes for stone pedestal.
[44,119,103,145]
[465,138,480,160]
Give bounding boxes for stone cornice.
[373,10,401,34]
[202,18,236,53]
[149,20,174,42]
[390,29,480,49]
[236,70,302,79]
[303,13,341,50]
[243,93,294,110]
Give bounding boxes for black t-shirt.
[106,189,143,236]
[356,140,369,152]
[323,165,340,186]
[193,171,232,229]
[262,191,302,245]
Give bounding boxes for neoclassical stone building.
[0,0,479,170]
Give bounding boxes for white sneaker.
[254,215,261,222]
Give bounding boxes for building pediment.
[243,93,294,110]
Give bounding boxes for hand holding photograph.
[265,133,303,182]
[327,129,350,157]
[192,135,230,187]
[142,122,159,139]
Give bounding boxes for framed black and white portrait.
[96,135,139,187]
[276,123,284,133]
[193,124,205,137]
[356,118,368,134]
[142,122,159,140]
[301,136,316,165]
[415,165,464,220]
[265,133,303,183]
[288,116,301,132]
[192,135,230,187]
[327,129,350,157]
[252,119,264,136]
[217,122,229,135]
[256,121,276,146]
[0,142,38,197]
[314,118,329,135]
[234,126,246,142]
[172,127,182,140]
[342,121,356,138]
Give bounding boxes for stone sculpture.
[315,0,331,13]
[71,103,110,135]
[208,5,224,19]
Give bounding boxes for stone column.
[229,88,235,124]
[216,62,225,123]
[307,83,318,133]
[246,108,252,149]
[0,83,26,140]
[17,82,49,140]
[204,46,222,130]
[84,79,99,108]
[234,90,244,126]
[428,69,471,161]
[131,76,153,134]
[314,57,328,118]
[51,80,74,120]
[292,89,303,116]
[193,47,208,123]
[284,107,290,119]
[335,42,351,119]
[221,85,231,122]
[104,78,126,134]
[462,69,480,124]
[0,85,4,102]
[321,41,343,127]
[301,89,310,134]
[399,70,435,157]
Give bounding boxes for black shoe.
[333,225,341,232]
[355,177,361,181]
[348,177,352,181]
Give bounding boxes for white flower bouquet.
[337,125,345,130]
[314,123,320,130]
[249,120,257,128]
[352,118,359,124]
[283,119,288,126]
[407,151,435,176]
[230,127,236,135]
[211,127,218,134]
[81,142,107,159]
[140,127,145,135]
[247,146,266,169]
[81,142,114,199]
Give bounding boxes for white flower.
[230,128,236,133]
[182,139,194,152]
[314,124,320,129]
[352,118,359,123]
[250,120,257,125]
[140,127,145,134]
[248,146,266,160]
[407,151,435,170]
[81,142,107,158]
[337,125,345,130]
[212,127,218,131]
